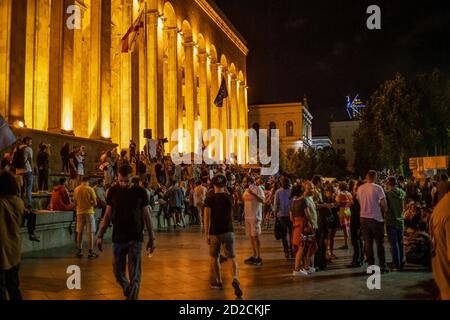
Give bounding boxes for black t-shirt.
[106,185,150,243]
[204,192,234,235]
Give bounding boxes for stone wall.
[3,127,117,175]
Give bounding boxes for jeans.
[386,225,404,268]
[350,223,364,265]
[22,171,33,208]
[278,216,292,254]
[38,169,48,191]
[113,241,142,300]
[0,265,22,300]
[361,218,386,268]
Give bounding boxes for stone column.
[88,0,102,138]
[146,10,159,137]
[100,0,111,139]
[120,0,132,148]
[27,0,51,131]
[0,0,12,119]
[209,62,219,131]
[73,0,89,137]
[24,0,36,128]
[48,0,64,131]
[183,40,196,152]
[138,32,147,150]
[167,27,178,151]
[8,0,27,122]
[198,52,208,131]
[238,81,247,163]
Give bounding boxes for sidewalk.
[19,225,436,300]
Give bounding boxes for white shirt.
[356,182,386,222]
[243,184,265,221]
[193,185,207,206]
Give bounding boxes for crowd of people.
[1,137,450,300]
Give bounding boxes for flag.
[0,114,17,152]
[214,77,229,107]
[121,10,144,53]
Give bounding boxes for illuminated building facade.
[0,0,249,161]
[248,100,313,157]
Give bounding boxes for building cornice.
[195,0,249,56]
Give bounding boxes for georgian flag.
[0,114,16,152]
[121,10,144,53]
[214,77,229,108]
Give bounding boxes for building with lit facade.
[312,136,332,150]
[329,119,361,171]
[248,100,313,157]
[0,0,249,164]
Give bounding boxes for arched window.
[286,121,294,137]
[269,122,277,131]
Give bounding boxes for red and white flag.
[121,11,144,53]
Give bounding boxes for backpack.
[12,147,26,169]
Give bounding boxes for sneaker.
[210,281,224,290]
[88,251,99,259]
[232,279,243,298]
[244,256,255,265]
[293,269,308,276]
[329,253,338,259]
[307,267,316,274]
[29,233,41,242]
[76,249,83,258]
[253,257,263,266]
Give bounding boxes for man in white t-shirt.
[194,180,208,228]
[243,176,265,266]
[356,170,388,273]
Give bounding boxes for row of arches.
[252,121,295,137]
[159,1,248,160]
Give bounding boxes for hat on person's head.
[212,174,227,187]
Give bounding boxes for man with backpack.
[13,137,39,242]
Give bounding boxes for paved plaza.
[19,224,437,300]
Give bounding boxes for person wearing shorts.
[204,173,243,297]
[243,177,265,266]
[74,177,98,258]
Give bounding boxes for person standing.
[97,165,156,300]
[335,182,353,249]
[303,180,319,273]
[385,176,406,271]
[204,174,243,297]
[194,180,207,228]
[430,189,450,300]
[68,146,79,191]
[14,137,33,210]
[37,143,50,192]
[0,171,24,300]
[94,179,107,226]
[73,177,98,258]
[60,142,70,174]
[164,179,186,228]
[273,177,292,259]
[13,137,39,242]
[243,176,265,266]
[356,170,389,273]
[290,185,317,276]
[347,180,364,268]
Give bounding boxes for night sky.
[213,0,450,135]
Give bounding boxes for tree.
[353,70,450,177]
